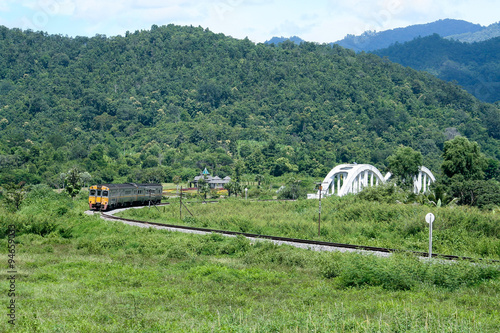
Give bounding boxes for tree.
[441,136,486,180]
[65,167,82,199]
[484,158,500,181]
[233,159,246,182]
[172,175,182,193]
[198,177,210,200]
[450,178,500,208]
[277,176,303,200]
[59,172,67,189]
[269,157,298,177]
[255,174,265,187]
[386,146,422,190]
[79,171,92,188]
[224,181,242,197]
[2,182,26,212]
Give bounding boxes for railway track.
[98,203,499,263]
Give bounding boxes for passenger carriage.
[89,183,162,211]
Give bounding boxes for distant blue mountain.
[333,19,484,52]
[265,36,305,45]
[446,22,500,43]
[372,34,500,103]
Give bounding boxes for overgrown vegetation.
[0,187,499,331]
[120,193,500,260]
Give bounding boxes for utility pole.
[178,185,193,218]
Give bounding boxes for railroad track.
[99,203,499,263]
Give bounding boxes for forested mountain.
[0,24,499,187]
[446,22,500,43]
[373,34,500,103]
[265,36,305,45]
[334,19,483,52]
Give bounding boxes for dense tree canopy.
[441,136,486,180]
[386,146,423,189]
[0,24,499,189]
[373,34,500,103]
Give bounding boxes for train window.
[97,190,102,196]
[102,191,109,197]
[90,190,96,196]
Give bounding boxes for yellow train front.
[89,183,163,211]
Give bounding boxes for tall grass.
[119,196,500,259]
[0,191,499,332]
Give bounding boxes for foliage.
[446,22,500,43]
[224,181,242,197]
[374,33,500,103]
[0,192,499,331]
[442,136,487,180]
[197,177,210,199]
[277,176,306,200]
[1,182,27,211]
[79,171,92,187]
[0,25,499,189]
[65,167,82,199]
[119,196,500,260]
[321,252,499,291]
[336,19,484,52]
[449,178,500,209]
[386,146,423,190]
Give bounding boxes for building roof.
[193,175,231,184]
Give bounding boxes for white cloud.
[271,19,315,37]
[0,3,11,12]
[1,0,499,42]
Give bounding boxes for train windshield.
[90,190,96,196]
[97,190,102,196]
[102,191,109,197]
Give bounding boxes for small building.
[190,168,231,189]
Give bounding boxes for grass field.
[0,187,499,332]
[119,196,500,260]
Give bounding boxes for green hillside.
[373,34,500,103]
[446,22,500,43]
[0,25,499,186]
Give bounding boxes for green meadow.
[0,186,499,332]
[119,195,500,260]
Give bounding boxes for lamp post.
[245,187,248,200]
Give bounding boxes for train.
[89,183,163,211]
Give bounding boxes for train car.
[89,183,162,211]
[136,183,163,206]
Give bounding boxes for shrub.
[320,252,499,291]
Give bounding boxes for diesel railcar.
[89,183,162,211]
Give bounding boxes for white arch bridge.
[307,164,435,199]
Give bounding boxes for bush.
[320,252,499,291]
[243,241,309,267]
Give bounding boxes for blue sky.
[0,0,499,43]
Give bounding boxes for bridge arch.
[413,166,436,194]
[308,164,435,199]
[308,164,386,199]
